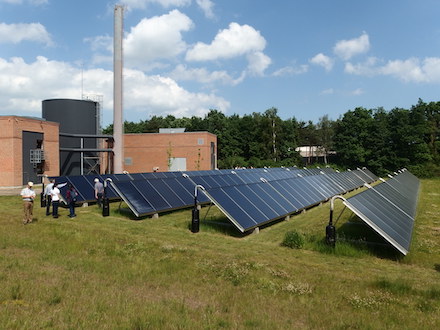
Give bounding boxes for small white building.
[295,145,336,164]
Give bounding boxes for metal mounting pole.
[191,185,205,233]
[103,178,112,217]
[326,195,347,246]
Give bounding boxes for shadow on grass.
[197,218,246,238]
[325,218,403,260]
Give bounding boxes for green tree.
[316,115,335,164]
[334,107,374,169]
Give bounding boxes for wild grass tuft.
[10,284,22,300]
[372,278,413,295]
[281,230,305,249]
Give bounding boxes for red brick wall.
[124,132,217,173]
[0,116,59,187]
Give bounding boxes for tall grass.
[0,180,439,328]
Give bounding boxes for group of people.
[20,178,105,224]
[43,179,78,219]
[20,180,78,224]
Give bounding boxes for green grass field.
[1,179,439,329]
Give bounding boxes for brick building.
[0,115,217,188]
[124,130,217,173]
[0,116,59,187]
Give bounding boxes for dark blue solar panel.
[268,180,308,210]
[111,181,155,216]
[132,180,172,211]
[344,189,414,255]
[67,175,95,201]
[251,183,292,215]
[190,175,217,189]
[302,175,340,199]
[177,176,210,204]
[343,170,419,255]
[204,187,260,231]
[160,177,195,206]
[282,178,325,207]
[146,179,186,209]
[325,173,351,192]
[233,185,282,220]
[352,169,374,184]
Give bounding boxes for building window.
[197,138,204,145]
[124,157,132,165]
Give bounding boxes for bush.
[281,230,305,249]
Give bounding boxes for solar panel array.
[50,167,378,232]
[190,167,377,232]
[343,169,419,255]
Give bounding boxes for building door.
[22,131,44,185]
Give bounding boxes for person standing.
[94,178,104,208]
[20,182,36,224]
[66,184,77,218]
[44,179,55,216]
[51,183,61,218]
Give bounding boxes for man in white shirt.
[50,183,61,218]
[44,179,55,216]
[20,182,36,224]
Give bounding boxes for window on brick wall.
[197,138,204,145]
[124,157,132,166]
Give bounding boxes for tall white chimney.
[113,5,124,173]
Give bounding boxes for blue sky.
[1,0,440,127]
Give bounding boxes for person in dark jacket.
[66,184,77,218]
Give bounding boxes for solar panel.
[202,181,297,232]
[48,166,378,233]
[343,170,419,255]
[111,180,155,216]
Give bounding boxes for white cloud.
[345,56,440,83]
[196,0,215,19]
[124,10,193,70]
[351,88,364,95]
[186,22,267,61]
[0,56,83,115]
[170,64,244,85]
[320,88,334,95]
[125,68,230,117]
[310,53,334,71]
[272,64,308,77]
[344,57,380,76]
[246,51,271,76]
[380,57,440,83]
[0,22,53,46]
[0,56,229,123]
[333,32,370,60]
[120,0,191,10]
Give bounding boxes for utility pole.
[272,118,277,162]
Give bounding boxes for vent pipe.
[113,5,124,173]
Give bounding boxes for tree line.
[103,99,440,177]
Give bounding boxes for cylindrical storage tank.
[42,99,100,176]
